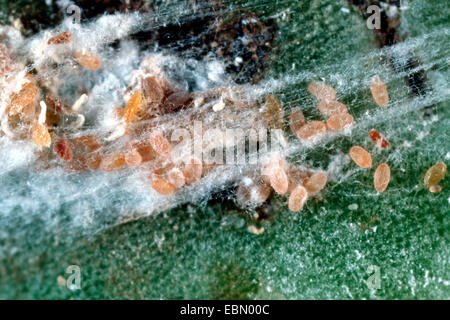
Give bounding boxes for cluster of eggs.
[1,31,446,220]
[239,76,446,217]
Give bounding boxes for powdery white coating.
[0,139,37,174]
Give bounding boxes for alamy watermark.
[166,121,287,167]
[66,265,81,290]
[366,5,381,30]
[66,4,81,24]
[366,265,381,290]
[366,1,405,30]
